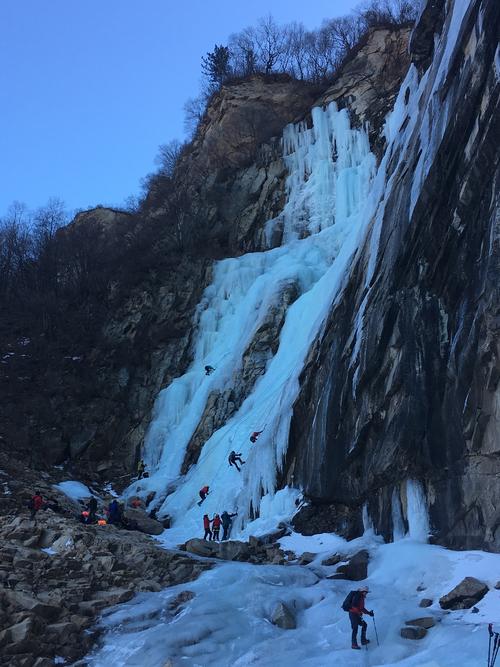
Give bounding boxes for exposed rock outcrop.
[0,510,212,666]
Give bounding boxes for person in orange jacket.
[212,514,221,541]
[250,430,263,443]
[203,514,212,540]
[198,485,210,506]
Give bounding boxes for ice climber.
[249,430,263,443]
[221,510,237,540]
[204,365,215,375]
[198,485,210,506]
[203,514,212,540]
[30,491,44,520]
[137,459,146,479]
[342,585,374,649]
[212,514,221,540]
[228,450,245,472]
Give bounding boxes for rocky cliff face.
[287,0,500,551]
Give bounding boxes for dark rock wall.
[286,0,500,551]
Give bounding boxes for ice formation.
[127,103,377,543]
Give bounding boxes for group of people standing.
[203,510,237,541]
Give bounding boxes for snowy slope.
[86,534,500,667]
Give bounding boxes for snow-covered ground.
[54,480,94,501]
[86,532,500,667]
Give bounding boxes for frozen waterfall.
[127,103,377,544]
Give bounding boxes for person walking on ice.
[342,585,374,650]
[228,450,245,472]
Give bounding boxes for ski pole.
[492,632,500,667]
[372,613,380,647]
[489,625,493,667]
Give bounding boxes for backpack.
[341,590,357,612]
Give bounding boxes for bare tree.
[155,139,184,178]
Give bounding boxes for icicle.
[406,480,430,542]
[391,488,405,541]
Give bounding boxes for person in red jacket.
[249,430,263,444]
[30,491,44,520]
[203,514,212,540]
[197,486,210,506]
[212,514,221,541]
[348,586,373,649]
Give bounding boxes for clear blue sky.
[0,0,358,216]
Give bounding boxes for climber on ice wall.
[197,485,210,506]
[249,430,263,443]
[228,451,245,471]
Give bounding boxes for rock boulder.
[271,602,296,630]
[439,577,489,610]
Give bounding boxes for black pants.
[212,528,220,541]
[203,529,212,540]
[222,525,230,540]
[349,613,367,644]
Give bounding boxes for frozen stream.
[85,535,500,667]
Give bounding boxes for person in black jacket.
[228,451,245,472]
[221,510,237,540]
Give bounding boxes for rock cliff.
[287,0,500,551]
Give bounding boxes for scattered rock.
[401,626,427,640]
[495,581,500,590]
[271,602,296,630]
[321,553,343,567]
[330,550,369,581]
[168,591,195,614]
[419,598,433,608]
[298,552,316,565]
[471,607,479,613]
[405,617,436,629]
[439,577,489,610]
[416,585,426,592]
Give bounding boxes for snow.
[41,547,56,555]
[86,534,500,667]
[54,480,93,501]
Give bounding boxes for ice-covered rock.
[271,601,297,630]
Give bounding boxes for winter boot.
[361,638,370,645]
[352,643,361,650]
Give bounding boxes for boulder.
[419,598,433,608]
[184,538,217,558]
[405,617,436,629]
[271,602,296,630]
[331,550,369,581]
[439,577,489,610]
[400,626,427,640]
[123,508,164,535]
[218,540,251,561]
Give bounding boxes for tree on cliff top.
[202,44,231,88]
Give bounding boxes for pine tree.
[201,44,231,87]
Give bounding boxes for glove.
[368,610,374,617]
